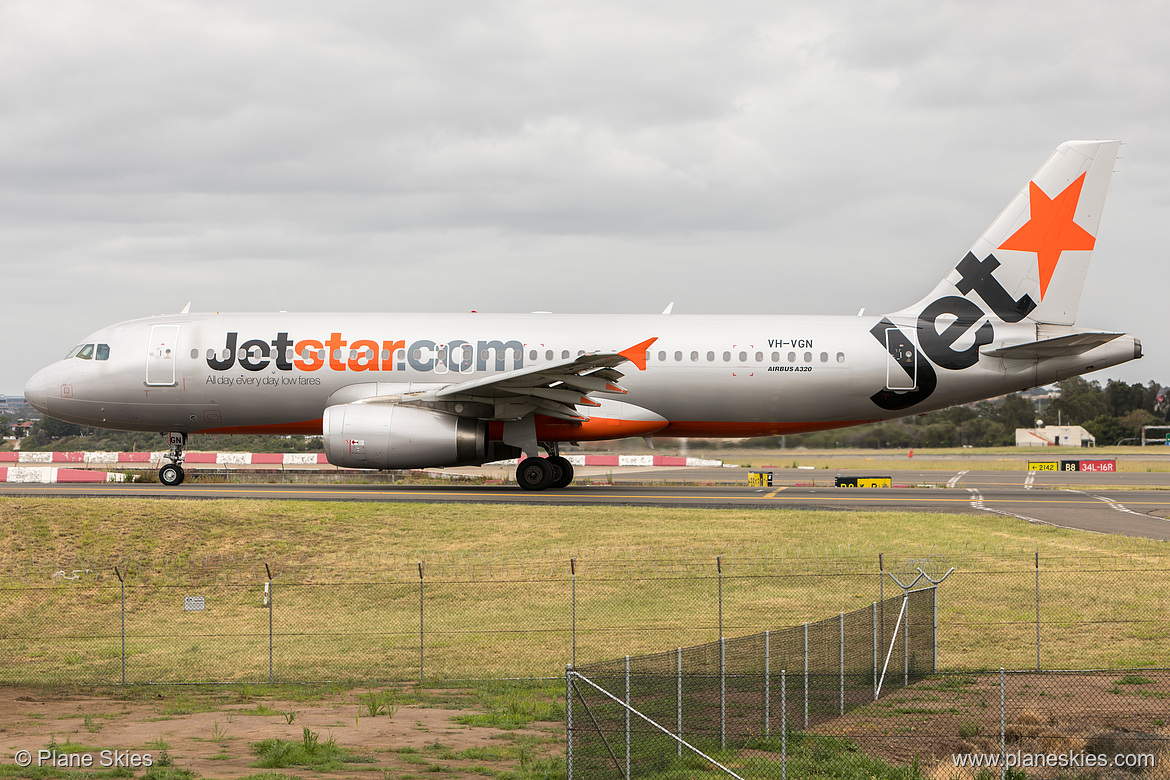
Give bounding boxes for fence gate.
[567,589,937,779]
[567,668,757,780]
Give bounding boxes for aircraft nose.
[23,367,52,414]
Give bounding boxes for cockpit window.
[65,345,84,359]
[76,344,95,360]
[95,343,110,361]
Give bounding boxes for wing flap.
[424,337,657,421]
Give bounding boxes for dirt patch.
[819,672,1170,779]
[0,685,561,779]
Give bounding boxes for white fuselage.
[23,311,1140,443]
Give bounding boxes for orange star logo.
[997,173,1095,300]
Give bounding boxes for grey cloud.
[2,0,1167,390]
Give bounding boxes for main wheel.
[159,463,185,486]
[516,457,554,491]
[547,455,574,489]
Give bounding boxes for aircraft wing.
[391,337,657,422]
[980,332,1123,359]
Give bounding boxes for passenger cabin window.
[723,351,731,362]
[788,351,796,362]
[771,352,779,362]
[562,350,570,359]
[707,351,715,361]
[658,351,666,361]
[804,351,813,362]
[738,351,747,362]
[755,351,763,362]
[837,352,845,363]
[546,350,553,360]
[674,351,682,362]
[820,352,828,363]
[690,351,699,361]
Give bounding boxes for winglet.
[618,337,658,371]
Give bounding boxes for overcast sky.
[2,0,1166,395]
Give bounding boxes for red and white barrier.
[4,451,708,469]
[0,467,126,483]
[494,455,722,467]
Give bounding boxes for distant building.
[0,395,39,420]
[1015,426,1095,447]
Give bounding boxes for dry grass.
[1,497,1169,682]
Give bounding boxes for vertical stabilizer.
[901,141,1119,326]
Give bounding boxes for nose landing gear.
[159,432,187,486]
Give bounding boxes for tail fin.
[901,140,1119,326]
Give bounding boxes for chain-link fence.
[1,545,1169,684]
[567,668,1170,779]
[567,588,936,780]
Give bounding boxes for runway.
[3,466,1170,540]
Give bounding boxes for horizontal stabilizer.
[980,331,1123,359]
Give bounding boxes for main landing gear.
[159,432,187,486]
[515,444,574,491]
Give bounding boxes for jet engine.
[322,403,487,469]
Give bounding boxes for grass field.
[1,497,1169,683]
[3,494,1170,779]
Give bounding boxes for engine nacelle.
[322,403,487,469]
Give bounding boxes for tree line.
[746,377,1169,449]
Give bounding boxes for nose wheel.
[159,462,185,486]
[159,431,187,486]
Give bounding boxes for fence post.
[781,668,787,780]
[999,668,1006,780]
[1035,550,1040,671]
[716,555,723,641]
[839,612,845,716]
[570,558,576,668]
[872,601,878,700]
[764,630,770,738]
[803,622,808,729]
[265,563,273,684]
[115,567,125,685]
[625,655,631,780]
[677,646,682,759]
[720,635,726,749]
[903,596,909,687]
[418,561,425,684]
[878,553,884,662]
[933,586,939,674]
[566,666,573,780]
